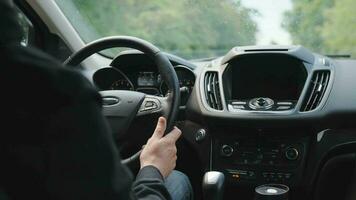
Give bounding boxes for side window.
[14,6,34,47]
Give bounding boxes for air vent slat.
[301,70,330,112]
[204,72,209,104]
[317,72,330,106]
[309,72,322,111]
[307,72,321,111]
[212,73,220,110]
[214,73,222,110]
[204,72,223,110]
[311,72,327,110]
[208,73,217,108]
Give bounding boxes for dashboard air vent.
[204,71,223,110]
[301,70,330,112]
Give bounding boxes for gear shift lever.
[202,171,225,200]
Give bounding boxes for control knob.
[285,147,299,160]
[221,145,234,157]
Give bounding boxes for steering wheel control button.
[249,97,274,110]
[195,129,207,143]
[285,147,299,161]
[221,145,234,157]
[145,101,154,107]
[139,98,161,113]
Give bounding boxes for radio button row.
[227,169,256,180]
[262,172,292,182]
[232,105,246,110]
[276,106,292,110]
[231,101,247,105]
[276,101,293,105]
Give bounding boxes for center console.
[191,46,337,199]
[212,131,309,186]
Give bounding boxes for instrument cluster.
[93,65,195,105]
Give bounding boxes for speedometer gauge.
[93,67,135,91]
[110,79,134,90]
[160,65,195,105]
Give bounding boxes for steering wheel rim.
[64,36,180,164]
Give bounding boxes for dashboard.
[90,45,356,127]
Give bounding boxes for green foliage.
[58,0,257,58]
[284,0,334,52]
[322,0,356,56]
[284,0,356,57]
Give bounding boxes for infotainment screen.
[230,55,307,101]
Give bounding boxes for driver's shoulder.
[0,44,101,106]
[1,44,59,68]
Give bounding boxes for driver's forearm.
[132,165,171,200]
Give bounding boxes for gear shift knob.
[202,171,225,200]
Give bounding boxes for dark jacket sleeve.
[133,166,172,200]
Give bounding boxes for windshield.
[55,0,356,59]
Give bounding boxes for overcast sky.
[241,0,293,45]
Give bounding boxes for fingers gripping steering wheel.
[64,36,180,164]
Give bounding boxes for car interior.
[4,0,356,200]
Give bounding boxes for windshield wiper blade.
[326,54,351,58]
[191,56,218,62]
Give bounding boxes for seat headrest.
[0,0,23,46]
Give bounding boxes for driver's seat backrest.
[314,153,356,200]
[0,188,10,200]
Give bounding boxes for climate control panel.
[212,135,309,186]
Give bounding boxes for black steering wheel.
[64,36,180,164]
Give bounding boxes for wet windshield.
[55,0,356,59]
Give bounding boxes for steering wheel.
[64,36,180,164]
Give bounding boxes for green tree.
[284,0,334,53]
[284,0,356,57]
[321,0,356,56]
[57,0,257,59]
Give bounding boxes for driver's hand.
[139,117,182,178]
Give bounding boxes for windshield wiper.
[326,54,351,58]
[191,56,219,62]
